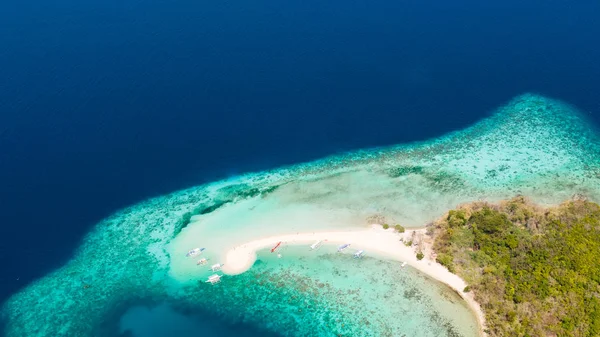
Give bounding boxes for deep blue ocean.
[1,0,599,335]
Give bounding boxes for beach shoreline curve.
[221,224,487,336]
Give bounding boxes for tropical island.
[216,195,600,337]
[3,94,600,337]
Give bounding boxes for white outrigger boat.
[210,263,224,272]
[353,250,365,259]
[197,258,208,265]
[401,261,408,268]
[205,274,222,284]
[309,240,325,250]
[186,248,205,257]
[337,243,351,252]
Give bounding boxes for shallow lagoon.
[121,246,478,337]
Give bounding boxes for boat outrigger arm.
[271,241,282,253]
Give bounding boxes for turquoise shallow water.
[122,246,478,337]
[119,304,284,337]
[3,95,600,336]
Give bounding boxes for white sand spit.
[222,225,487,336]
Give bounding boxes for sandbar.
[222,224,487,336]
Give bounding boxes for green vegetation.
[416,251,424,260]
[435,253,455,273]
[431,197,600,337]
[394,224,405,233]
[382,223,389,230]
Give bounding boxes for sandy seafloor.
[3,94,600,336]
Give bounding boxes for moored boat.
[205,274,222,284]
[353,250,365,258]
[310,240,325,250]
[186,248,205,257]
[337,243,351,252]
[210,263,224,272]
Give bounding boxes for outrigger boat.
[210,263,224,272]
[205,274,222,284]
[186,248,205,257]
[197,258,208,265]
[271,241,282,253]
[353,250,365,259]
[309,240,325,250]
[337,243,351,252]
[401,261,408,268]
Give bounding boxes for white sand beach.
[222,224,487,336]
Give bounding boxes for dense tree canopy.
[432,197,600,337]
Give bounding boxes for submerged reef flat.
[3,94,600,336]
[170,247,480,337]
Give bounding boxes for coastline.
[222,224,487,337]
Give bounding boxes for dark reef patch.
[223,184,281,200]
[387,165,425,178]
[173,184,281,235]
[425,171,465,192]
[198,200,232,215]
[164,299,285,337]
[257,184,280,197]
[173,199,232,236]
[429,310,466,337]
[94,297,159,337]
[95,296,285,337]
[387,166,465,191]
